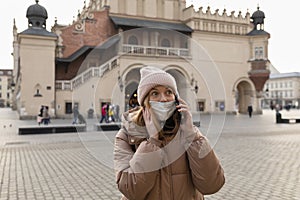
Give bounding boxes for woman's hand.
[176,98,193,129]
[176,98,198,141]
[143,107,159,139]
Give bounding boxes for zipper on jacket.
[158,170,162,200]
[168,163,174,200]
[163,139,174,200]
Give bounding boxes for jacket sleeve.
[186,128,225,195]
[114,130,163,200]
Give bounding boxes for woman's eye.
[166,90,173,95]
[150,91,158,96]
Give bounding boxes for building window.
[161,39,171,47]
[65,102,78,114]
[195,21,200,29]
[255,47,263,59]
[227,25,232,33]
[197,101,205,111]
[211,23,216,32]
[235,26,240,34]
[128,36,138,45]
[203,22,208,31]
[220,24,225,32]
[65,102,73,114]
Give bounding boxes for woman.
[114,66,225,200]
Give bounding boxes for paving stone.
[0,108,300,199]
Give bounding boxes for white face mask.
[149,101,176,127]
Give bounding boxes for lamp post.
[264,88,269,108]
[194,81,199,94]
[118,71,124,92]
[190,75,198,94]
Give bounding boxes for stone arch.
[34,83,42,97]
[165,68,189,99]
[123,67,140,111]
[233,78,256,114]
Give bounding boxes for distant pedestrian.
[247,105,253,118]
[37,105,44,125]
[42,106,50,125]
[100,104,108,123]
[275,104,280,113]
[108,105,115,122]
[72,106,79,124]
[114,104,120,122]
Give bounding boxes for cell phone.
[175,95,182,123]
[175,95,180,106]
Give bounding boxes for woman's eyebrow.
[165,87,173,91]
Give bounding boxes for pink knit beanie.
[137,66,178,105]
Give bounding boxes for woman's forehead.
[151,85,172,91]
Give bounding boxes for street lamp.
[191,81,198,94]
[190,74,198,94]
[118,71,124,92]
[194,82,199,94]
[190,74,194,86]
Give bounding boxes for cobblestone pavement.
[0,108,300,200]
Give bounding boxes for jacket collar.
[121,107,148,139]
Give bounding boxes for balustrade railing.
[56,44,189,91]
[122,44,189,57]
[55,56,119,91]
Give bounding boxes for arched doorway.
[124,68,140,111]
[125,82,138,111]
[166,69,189,101]
[235,80,255,114]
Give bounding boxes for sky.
[1,0,299,73]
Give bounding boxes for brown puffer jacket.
[114,109,225,200]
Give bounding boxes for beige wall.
[18,35,56,118]
[191,32,256,113]
[55,90,73,118]
[109,0,182,20]
[0,73,12,107]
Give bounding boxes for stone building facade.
[263,72,300,109]
[0,69,13,107]
[12,0,271,119]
